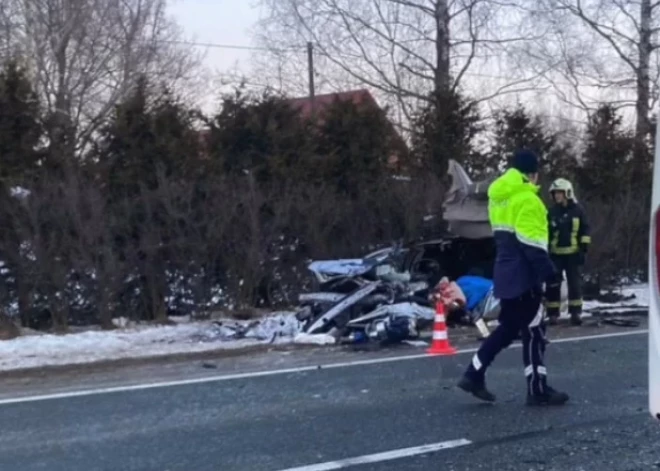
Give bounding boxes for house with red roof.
[284,89,408,171]
[197,88,409,171]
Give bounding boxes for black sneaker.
[526,387,569,406]
[457,376,496,402]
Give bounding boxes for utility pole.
[307,41,315,115]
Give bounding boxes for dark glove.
[577,249,586,266]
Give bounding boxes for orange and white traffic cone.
[427,302,457,355]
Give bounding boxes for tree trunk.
[635,0,652,153]
[434,0,451,94]
[6,236,32,328]
[97,271,115,330]
[17,274,31,328]
[0,312,19,340]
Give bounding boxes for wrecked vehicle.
[364,160,496,284]
[294,160,497,342]
[294,244,436,343]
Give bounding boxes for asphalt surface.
[0,330,657,471]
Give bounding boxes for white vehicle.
[650,123,660,420]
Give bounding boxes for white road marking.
[274,438,472,471]
[0,329,647,406]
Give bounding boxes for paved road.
[0,330,656,471]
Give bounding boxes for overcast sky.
[165,0,631,129]
[168,0,260,77]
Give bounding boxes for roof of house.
[198,88,410,168]
[284,89,378,119]
[286,89,409,164]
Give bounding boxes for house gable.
[285,89,408,170]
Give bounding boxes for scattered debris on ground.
[0,284,646,372]
[584,284,648,316]
[601,318,641,328]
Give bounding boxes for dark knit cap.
[512,149,539,174]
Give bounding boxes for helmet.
[549,178,577,202]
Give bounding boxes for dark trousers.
[464,289,548,396]
[545,254,582,317]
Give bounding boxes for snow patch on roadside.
[542,283,648,321]
[0,284,648,372]
[0,312,307,372]
[584,284,648,313]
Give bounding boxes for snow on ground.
[583,283,648,314]
[0,312,307,372]
[0,284,649,372]
[536,283,649,322]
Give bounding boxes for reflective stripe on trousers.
[465,290,547,396]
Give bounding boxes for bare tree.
[0,0,203,153]
[0,2,20,53]
[525,0,660,148]
[254,0,548,123]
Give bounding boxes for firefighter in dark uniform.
[545,178,591,326]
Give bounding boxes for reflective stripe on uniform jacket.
[548,201,591,255]
[488,168,556,300]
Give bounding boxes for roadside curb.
[0,342,325,379]
[0,317,647,379]
[0,325,479,378]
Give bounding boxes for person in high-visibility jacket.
[544,178,590,326]
[457,150,569,406]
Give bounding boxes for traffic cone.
[427,302,457,355]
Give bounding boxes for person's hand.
[578,250,586,266]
